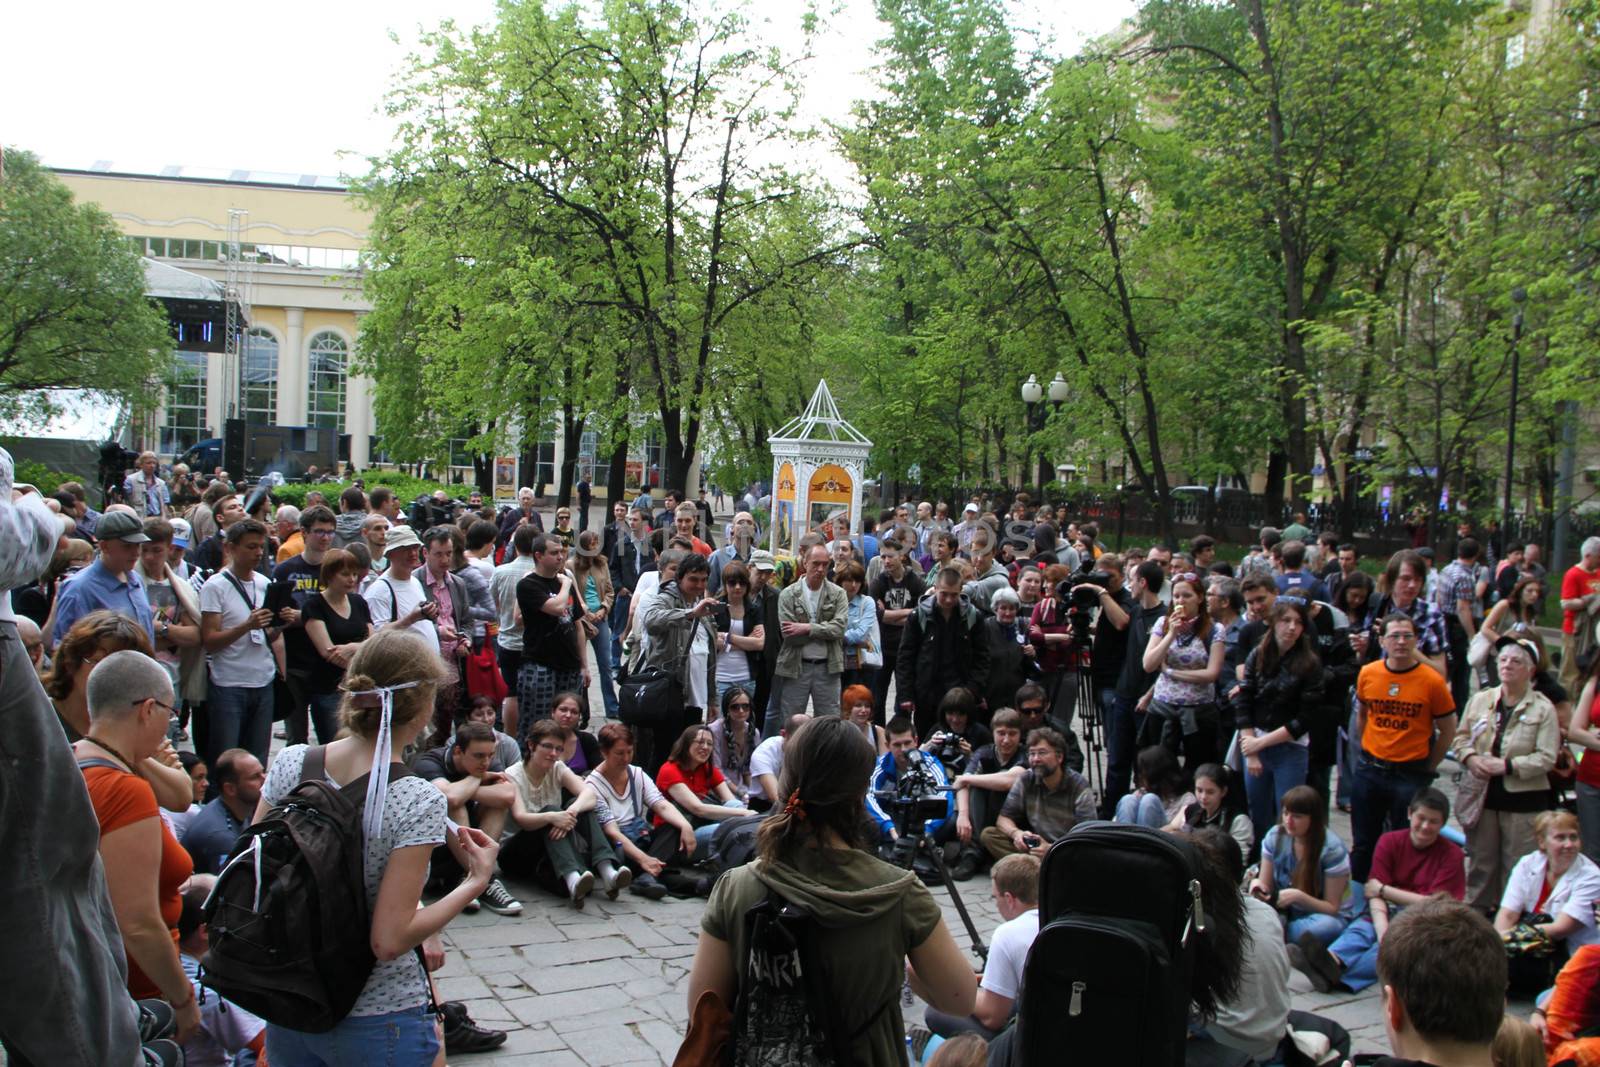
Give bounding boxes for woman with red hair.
[843,684,887,756]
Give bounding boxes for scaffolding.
[221,208,255,420]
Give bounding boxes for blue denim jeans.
[307,690,342,746]
[1327,917,1383,991]
[266,1005,439,1066]
[609,592,630,673]
[693,798,748,849]
[1349,755,1433,883]
[588,618,619,716]
[1245,741,1310,842]
[1103,688,1137,809]
[1285,910,1349,948]
[205,681,276,770]
[1114,792,1169,828]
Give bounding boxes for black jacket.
[982,616,1037,713]
[895,596,990,714]
[1231,645,1325,739]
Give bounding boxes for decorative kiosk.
[767,380,873,560]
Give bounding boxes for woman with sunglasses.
[708,685,762,801]
[710,561,765,714]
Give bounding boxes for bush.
[12,460,88,497]
[270,473,472,510]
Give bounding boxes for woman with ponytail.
[687,716,975,1065]
[255,628,499,1064]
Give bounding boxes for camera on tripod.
[1056,570,1111,644]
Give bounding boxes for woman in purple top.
[1140,572,1227,770]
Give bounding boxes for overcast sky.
[4,0,1136,183]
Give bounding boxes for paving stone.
[526,957,644,995]
[435,974,494,1002]
[513,935,635,966]
[608,912,673,948]
[644,942,698,959]
[502,985,633,1027]
[459,996,517,1024]
[635,1018,687,1062]
[493,1025,571,1056]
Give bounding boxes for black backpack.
[200,746,409,1032]
[728,888,893,1066]
[1013,822,1205,1067]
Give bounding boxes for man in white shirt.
[919,853,1041,1040]
[749,713,810,810]
[491,525,539,737]
[363,525,441,655]
[199,519,282,770]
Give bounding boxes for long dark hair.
[1333,571,1375,624]
[666,724,713,768]
[1505,575,1544,625]
[755,716,876,864]
[1134,745,1187,803]
[1170,573,1212,642]
[1186,829,1248,1022]
[1281,785,1328,897]
[1190,763,1248,827]
[1254,600,1321,680]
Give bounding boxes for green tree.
[0,149,172,421]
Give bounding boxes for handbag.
[1454,765,1489,830]
[1467,631,1493,668]
[464,642,509,704]
[271,674,296,723]
[618,663,683,727]
[859,615,884,668]
[673,989,731,1067]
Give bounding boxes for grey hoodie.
[334,510,368,548]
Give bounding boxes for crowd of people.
[8,446,1600,1066]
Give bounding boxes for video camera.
[874,751,948,842]
[929,731,966,771]
[410,494,465,530]
[1055,569,1113,644]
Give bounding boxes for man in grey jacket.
[639,552,719,773]
[775,543,849,717]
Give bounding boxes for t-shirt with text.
[1356,659,1455,764]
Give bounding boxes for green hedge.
[13,461,88,496]
[271,473,465,509]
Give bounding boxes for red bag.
[464,642,508,704]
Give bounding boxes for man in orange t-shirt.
[1350,612,1457,882]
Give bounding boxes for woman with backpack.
[687,715,974,1065]
[255,628,500,1064]
[1232,599,1326,839]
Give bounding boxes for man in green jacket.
[776,544,848,717]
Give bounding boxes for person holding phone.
[363,526,443,659]
[198,520,282,770]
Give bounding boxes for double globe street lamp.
[1021,372,1069,494]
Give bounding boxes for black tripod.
[882,801,988,963]
[1076,669,1107,799]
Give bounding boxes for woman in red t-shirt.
[654,724,748,850]
[74,649,200,1043]
[1567,654,1600,863]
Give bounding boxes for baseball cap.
[96,511,149,544]
[168,517,192,549]
[749,549,777,572]
[384,525,423,554]
[1495,634,1542,665]
[963,503,979,514]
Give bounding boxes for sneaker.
[141,1039,183,1067]
[949,853,981,882]
[601,864,632,900]
[1287,933,1343,993]
[136,998,175,1042]
[442,1005,507,1055]
[568,870,595,909]
[630,872,669,901]
[461,895,481,914]
[479,879,523,916]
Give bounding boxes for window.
[161,350,208,453]
[242,328,278,424]
[1506,33,1525,69]
[306,331,347,431]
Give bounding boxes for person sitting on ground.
[843,683,888,757]
[1494,810,1600,982]
[924,854,1042,1042]
[1164,762,1254,866]
[1534,941,1600,1063]
[175,885,266,1067]
[1364,900,1505,1067]
[547,690,601,774]
[161,751,206,841]
[868,716,955,841]
[587,722,697,901]
[415,721,523,917]
[1114,744,1196,829]
[708,684,763,801]
[656,723,748,850]
[690,715,975,1065]
[923,686,992,776]
[982,727,1096,860]
[178,747,264,875]
[256,627,499,1063]
[1250,785,1363,947]
[949,707,1030,880]
[463,694,520,769]
[749,713,810,812]
[73,650,199,1040]
[1288,787,1464,994]
[501,718,627,908]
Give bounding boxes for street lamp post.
[1021,374,1043,498]
[1502,287,1527,543]
[1021,373,1070,499]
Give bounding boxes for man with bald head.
[775,544,848,717]
[708,511,758,596]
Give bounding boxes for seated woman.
[688,716,975,1065]
[843,683,888,757]
[656,724,748,850]
[1535,943,1600,1064]
[1495,810,1600,988]
[74,650,199,1041]
[548,691,601,775]
[1249,785,1363,947]
[708,685,762,801]
[1164,762,1254,865]
[1115,745,1195,829]
[501,719,629,907]
[587,723,697,901]
[923,687,991,776]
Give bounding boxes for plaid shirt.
[1368,593,1447,659]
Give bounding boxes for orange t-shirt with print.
[1356,659,1456,764]
[83,765,195,1000]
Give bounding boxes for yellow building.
[52,165,381,469]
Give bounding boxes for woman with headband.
[255,628,499,1063]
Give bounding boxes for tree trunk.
[606,431,629,506]
[557,402,585,507]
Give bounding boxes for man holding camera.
[868,716,955,841]
[981,727,1095,860]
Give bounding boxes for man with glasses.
[981,727,1095,860]
[1350,613,1457,881]
[178,748,264,875]
[274,505,338,745]
[51,510,158,649]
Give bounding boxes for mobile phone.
[1023,834,1042,850]
[265,580,296,616]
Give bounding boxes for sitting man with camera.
[947,707,1029,880]
[980,727,1095,860]
[868,716,956,845]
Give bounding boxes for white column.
[347,373,373,471]
[280,307,305,424]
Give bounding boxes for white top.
[506,758,568,817]
[262,744,447,1016]
[180,952,265,1067]
[0,455,58,623]
[491,556,536,649]
[160,803,201,841]
[687,624,713,710]
[750,736,785,785]
[630,571,664,651]
[1502,851,1600,948]
[716,616,752,683]
[980,908,1039,1003]
[801,581,826,659]
[362,573,441,655]
[585,764,665,826]
[199,571,277,688]
[1210,896,1292,1059]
